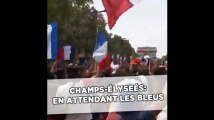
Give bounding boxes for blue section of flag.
[94,33,108,52]
[70,46,76,59]
[50,22,58,59]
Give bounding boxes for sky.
[92,0,167,58]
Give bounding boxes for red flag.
[102,0,134,29]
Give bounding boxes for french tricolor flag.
[58,45,72,61]
[93,33,108,62]
[47,22,58,59]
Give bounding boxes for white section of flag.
[93,41,108,62]
[47,25,52,59]
[63,46,71,60]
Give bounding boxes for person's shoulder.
[138,75,148,84]
[138,75,147,80]
[56,82,74,97]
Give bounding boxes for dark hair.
[153,66,167,75]
[66,67,80,78]
[56,69,66,79]
[113,67,126,77]
[66,67,86,78]
[102,71,112,77]
[138,68,150,76]
[114,66,137,77]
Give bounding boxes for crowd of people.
[47,54,167,120]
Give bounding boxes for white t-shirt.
[56,81,92,120]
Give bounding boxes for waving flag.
[47,22,58,59]
[93,33,108,63]
[102,0,134,29]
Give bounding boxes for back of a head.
[153,66,167,75]
[138,67,150,76]
[66,67,81,78]
[114,66,137,77]
[112,66,123,77]
[56,69,66,79]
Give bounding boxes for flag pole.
[96,11,99,47]
[94,11,100,68]
[96,10,105,45]
[95,11,101,51]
